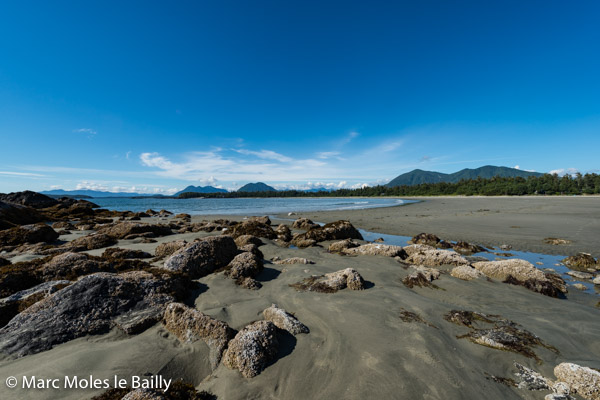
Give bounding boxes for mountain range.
[173,186,228,196]
[237,182,277,192]
[386,165,543,187]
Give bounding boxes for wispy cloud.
[233,149,293,163]
[73,128,97,139]
[316,151,342,159]
[549,168,579,177]
[0,171,46,177]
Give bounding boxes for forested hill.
[386,166,543,187]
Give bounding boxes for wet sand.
[288,196,600,257]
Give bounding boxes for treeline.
[177,173,600,198]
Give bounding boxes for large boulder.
[292,220,363,247]
[98,222,172,239]
[162,303,235,369]
[0,271,173,357]
[154,240,188,259]
[0,200,46,228]
[554,363,600,400]
[234,235,263,248]
[263,304,309,335]
[451,265,485,281]
[102,248,152,260]
[472,259,547,282]
[292,218,319,230]
[162,236,238,278]
[0,191,58,209]
[0,224,59,246]
[39,252,108,280]
[223,320,279,378]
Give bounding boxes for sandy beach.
[290,196,600,257]
[0,195,599,400]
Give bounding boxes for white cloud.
[549,168,579,177]
[316,151,342,159]
[233,149,293,163]
[76,181,109,191]
[74,128,97,139]
[0,171,45,177]
[513,165,520,170]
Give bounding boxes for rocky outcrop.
[223,320,279,378]
[404,245,469,266]
[67,233,117,250]
[342,243,407,258]
[0,224,59,246]
[224,252,264,281]
[275,224,292,242]
[234,235,264,248]
[0,271,173,357]
[409,233,451,248]
[272,257,314,265]
[451,265,486,280]
[98,222,173,239]
[0,191,58,209]
[562,253,598,271]
[227,220,276,240]
[162,236,238,278]
[292,218,319,230]
[554,363,600,400]
[162,302,235,368]
[292,220,363,247]
[154,240,188,259]
[0,201,46,230]
[39,252,108,280]
[263,304,309,335]
[472,259,546,281]
[402,265,441,288]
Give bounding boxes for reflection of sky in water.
[358,229,598,296]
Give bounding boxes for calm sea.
[91,197,414,216]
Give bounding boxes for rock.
[292,218,319,230]
[174,213,191,219]
[328,239,360,253]
[554,362,600,400]
[67,233,117,250]
[158,209,172,217]
[98,222,172,239]
[0,257,10,267]
[403,266,441,288]
[292,220,363,246]
[234,235,263,248]
[572,283,587,291]
[263,304,309,335]
[239,277,262,290]
[0,201,46,228]
[544,237,572,245]
[273,257,314,265]
[593,276,600,285]
[287,212,296,216]
[373,237,385,243]
[0,271,173,357]
[39,252,108,280]
[410,233,443,247]
[154,240,188,259]
[566,270,594,280]
[452,241,487,255]
[275,224,292,242]
[451,265,485,280]
[74,221,95,231]
[162,236,238,278]
[514,362,550,391]
[404,245,469,266]
[342,243,407,257]
[228,220,276,239]
[0,191,58,209]
[473,259,547,282]
[162,302,235,368]
[223,320,279,378]
[292,238,318,248]
[0,224,59,246]
[52,221,75,230]
[238,243,264,259]
[102,248,152,259]
[290,268,366,292]
[562,253,597,271]
[500,244,513,250]
[225,252,263,281]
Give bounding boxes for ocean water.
[91,197,415,216]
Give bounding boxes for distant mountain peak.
[237,182,277,192]
[386,165,543,187]
[174,185,228,196]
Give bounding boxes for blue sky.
[1,0,599,194]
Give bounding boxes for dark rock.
[234,235,264,248]
[0,257,10,267]
[67,233,117,250]
[227,220,276,239]
[0,191,58,209]
[98,222,172,239]
[154,240,188,259]
[39,252,108,280]
[52,221,75,230]
[562,253,597,271]
[452,241,487,255]
[292,218,319,230]
[0,271,173,357]
[162,236,238,278]
[0,224,59,246]
[410,233,452,248]
[292,220,362,247]
[225,252,264,281]
[102,248,152,259]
